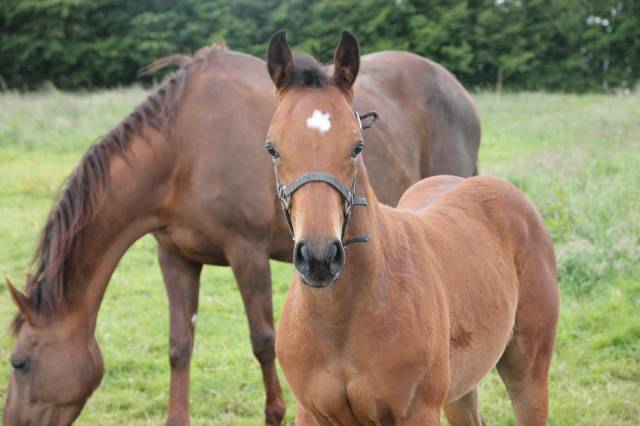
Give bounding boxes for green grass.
[1,89,639,425]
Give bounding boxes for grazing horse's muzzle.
[294,238,345,287]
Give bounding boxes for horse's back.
[357,51,481,181]
[401,175,546,242]
[395,174,554,266]
[396,175,464,213]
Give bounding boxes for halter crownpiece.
[273,110,379,247]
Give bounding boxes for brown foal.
[267,31,560,425]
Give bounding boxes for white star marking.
[306,109,331,134]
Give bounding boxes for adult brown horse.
[268,31,559,425]
[4,40,480,425]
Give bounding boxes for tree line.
[1,0,638,92]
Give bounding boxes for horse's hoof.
[265,402,286,425]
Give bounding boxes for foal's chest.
[292,350,433,426]
[299,367,390,425]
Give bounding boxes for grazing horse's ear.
[332,31,360,97]
[6,279,35,323]
[267,30,294,91]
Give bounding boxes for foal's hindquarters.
[421,177,560,426]
[277,176,559,425]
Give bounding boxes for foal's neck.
[300,163,395,324]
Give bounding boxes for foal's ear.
[332,31,360,97]
[6,279,35,322]
[267,30,294,91]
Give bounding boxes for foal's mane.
[11,43,227,333]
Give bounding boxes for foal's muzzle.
[293,238,345,287]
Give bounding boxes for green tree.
[474,0,534,92]
[406,1,476,80]
[0,0,638,91]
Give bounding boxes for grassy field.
[1,89,639,425]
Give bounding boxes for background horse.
[267,31,559,425]
[4,39,480,425]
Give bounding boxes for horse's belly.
[445,278,519,401]
[155,224,229,265]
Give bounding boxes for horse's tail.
[138,53,192,76]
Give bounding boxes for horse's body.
[265,31,559,425]
[4,43,480,425]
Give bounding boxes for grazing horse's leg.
[227,244,286,425]
[157,244,203,426]
[443,388,485,426]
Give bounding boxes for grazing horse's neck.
[53,129,171,333]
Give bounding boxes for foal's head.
[4,280,103,425]
[266,31,364,287]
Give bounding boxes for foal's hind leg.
[497,333,554,426]
[158,244,203,426]
[227,243,285,425]
[497,253,559,426]
[443,388,485,426]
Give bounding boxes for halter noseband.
[273,111,379,247]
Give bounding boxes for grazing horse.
[4,40,480,425]
[268,31,559,425]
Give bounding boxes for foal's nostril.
[293,241,309,274]
[294,238,346,285]
[327,240,345,274]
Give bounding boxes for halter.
[273,111,379,247]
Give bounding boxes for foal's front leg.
[157,244,203,426]
[400,405,441,426]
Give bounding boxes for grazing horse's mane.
[11,43,228,333]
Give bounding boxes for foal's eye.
[265,142,279,159]
[352,141,364,158]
